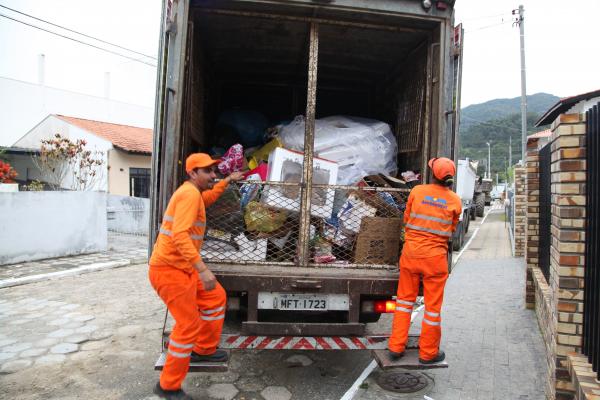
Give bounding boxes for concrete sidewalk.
[0,233,148,288]
[356,210,546,399]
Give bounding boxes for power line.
[461,12,510,22]
[0,13,157,67]
[0,4,156,61]
[465,21,507,33]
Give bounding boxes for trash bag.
[244,201,287,233]
[218,143,245,175]
[216,109,269,148]
[279,115,398,185]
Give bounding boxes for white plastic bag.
[279,115,398,185]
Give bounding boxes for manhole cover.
[376,371,429,393]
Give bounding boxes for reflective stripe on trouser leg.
[193,281,227,355]
[148,267,202,391]
[388,254,420,354]
[418,254,448,361]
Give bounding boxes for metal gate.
[584,102,600,379]
[538,143,552,283]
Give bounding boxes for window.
[129,168,150,198]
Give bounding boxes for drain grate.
[376,371,429,393]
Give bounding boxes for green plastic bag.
[244,201,287,233]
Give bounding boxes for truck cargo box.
[151,0,462,338]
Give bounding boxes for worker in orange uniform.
[149,153,244,400]
[388,157,462,364]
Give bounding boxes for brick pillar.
[550,113,587,399]
[514,166,527,257]
[526,141,540,274]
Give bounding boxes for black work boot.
[153,382,194,400]
[419,350,446,364]
[190,349,228,363]
[388,350,405,360]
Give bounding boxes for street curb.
[0,258,147,289]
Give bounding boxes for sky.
[0,0,599,110]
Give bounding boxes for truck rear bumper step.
[220,333,419,350]
[372,349,448,370]
[241,321,364,336]
[154,352,229,372]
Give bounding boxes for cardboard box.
[261,148,338,218]
[354,217,402,265]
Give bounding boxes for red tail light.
[374,300,396,313]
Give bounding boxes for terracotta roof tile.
[527,129,552,140]
[55,115,153,154]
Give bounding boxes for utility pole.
[509,136,512,171]
[487,142,491,179]
[513,5,527,164]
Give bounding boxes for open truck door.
[150,0,191,249]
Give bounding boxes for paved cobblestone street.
[355,211,547,399]
[0,210,547,399]
[0,233,147,285]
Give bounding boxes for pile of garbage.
[202,111,420,265]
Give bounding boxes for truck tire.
[452,221,463,251]
[475,193,485,217]
[464,211,471,233]
[470,206,476,221]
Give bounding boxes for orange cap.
[185,153,221,173]
[428,157,456,180]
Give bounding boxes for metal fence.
[107,195,149,252]
[538,143,552,283]
[202,181,409,269]
[584,101,600,379]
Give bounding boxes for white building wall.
[0,76,153,147]
[14,116,112,191]
[0,191,107,265]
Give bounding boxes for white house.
[10,114,152,197]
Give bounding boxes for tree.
[33,133,105,191]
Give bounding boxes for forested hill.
[460,93,559,131]
[458,93,560,180]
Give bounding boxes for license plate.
[258,292,349,311]
[277,294,327,310]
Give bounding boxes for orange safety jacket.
[149,180,229,272]
[402,183,462,258]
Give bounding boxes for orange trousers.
[149,265,226,390]
[388,253,448,361]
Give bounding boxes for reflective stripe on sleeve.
[162,215,205,228]
[423,318,441,326]
[395,306,413,313]
[169,339,194,350]
[410,212,452,225]
[425,310,440,318]
[190,234,204,241]
[396,299,414,306]
[201,314,225,321]
[405,223,452,237]
[167,349,191,358]
[202,306,225,315]
[159,228,172,236]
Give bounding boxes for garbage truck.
[451,159,477,250]
[151,0,463,368]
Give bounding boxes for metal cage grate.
[584,102,600,378]
[202,181,409,269]
[538,143,552,283]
